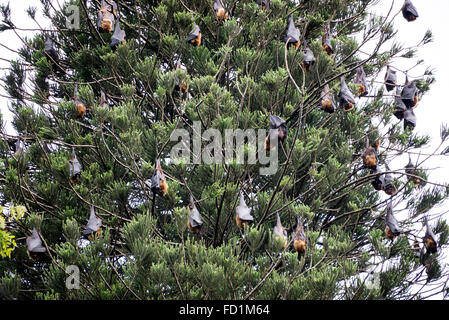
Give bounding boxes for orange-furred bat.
[235,192,254,228]
[402,0,419,22]
[98,0,117,33]
[73,85,86,118]
[26,227,46,260]
[264,115,288,151]
[362,137,377,171]
[283,15,301,49]
[264,135,271,152]
[83,202,102,240]
[385,201,401,240]
[188,195,203,233]
[322,28,334,56]
[175,62,189,93]
[150,159,168,196]
[355,66,368,97]
[187,22,201,47]
[338,76,356,111]
[405,154,420,185]
[423,217,438,254]
[272,212,288,249]
[293,217,306,258]
[214,0,229,21]
[320,83,335,114]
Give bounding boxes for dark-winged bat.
[235,192,254,228]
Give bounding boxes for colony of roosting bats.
[19,0,437,264]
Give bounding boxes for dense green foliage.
[0,0,448,300]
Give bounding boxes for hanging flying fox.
[235,192,254,229]
[384,66,397,92]
[187,22,201,47]
[272,212,288,249]
[68,147,82,184]
[26,227,46,260]
[423,217,438,254]
[355,66,368,97]
[188,195,203,233]
[264,115,288,151]
[371,166,385,191]
[83,202,102,240]
[401,77,419,108]
[402,0,419,22]
[405,154,420,185]
[320,83,335,113]
[110,19,126,51]
[13,138,24,158]
[100,90,108,108]
[322,28,334,55]
[403,108,416,131]
[214,0,229,21]
[385,201,401,240]
[150,159,168,196]
[44,36,58,64]
[393,87,407,120]
[175,62,189,94]
[302,40,316,72]
[339,76,356,111]
[256,0,270,10]
[98,0,117,33]
[74,85,86,118]
[7,137,21,155]
[383,163,397,196]
[362,137,377,171]
[283,15,301,49]
[293,217,306,258]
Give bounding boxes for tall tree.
[1,0,448,300]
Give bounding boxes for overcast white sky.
[0,0,448,299]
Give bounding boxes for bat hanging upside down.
[150,159,168,196]
[264,115,288,151]
[214,0,229,21]
[320,84,335,113]
[235,192,254,229]
[339,76,356,112]
[188,195,203,234]
[73,84,86,118]
[362,137,377,170]
[76,102,86,118]
[100,18,113,33]
[293,217,306,258]
[423,217,438,254]
[385,201,401,240]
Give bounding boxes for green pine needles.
[0,0,448,300]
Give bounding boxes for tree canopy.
[0,0,448,300]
